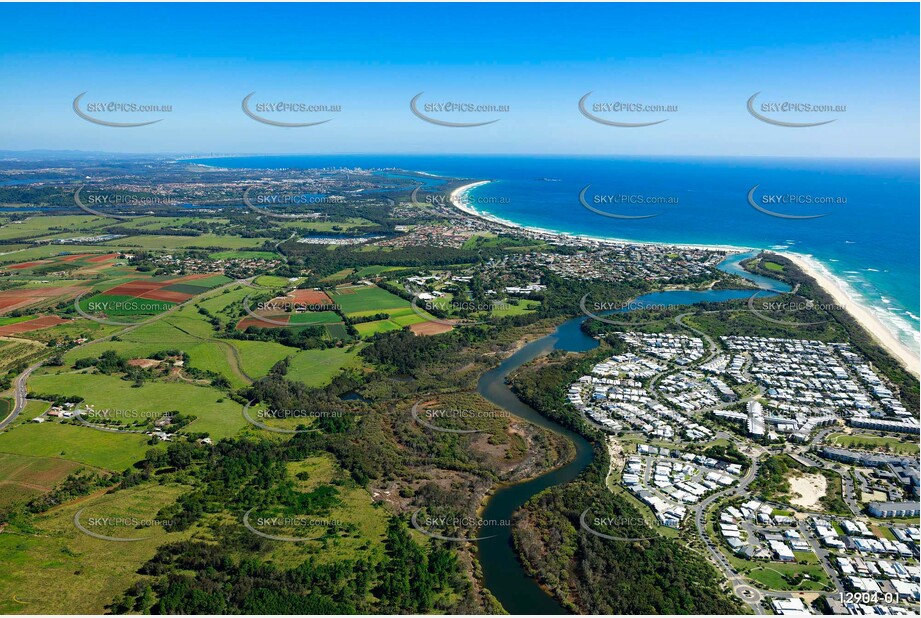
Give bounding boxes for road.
[693,450,768,614]
[0,277,252,431]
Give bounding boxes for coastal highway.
[0,277,252,432]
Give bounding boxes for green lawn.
[253,275,293,288]
[491,299,540,317]
[354,320,403,336]
[827,433,919,455]
[352,265,404,278]
[285,346,364,387]
[762,261,786,272]
[0,216,109,242]
[724,551,830,592]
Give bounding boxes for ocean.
[190,154,920,354]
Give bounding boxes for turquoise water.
[191,155,919,353]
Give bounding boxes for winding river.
[475,251,788,614]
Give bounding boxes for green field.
[100,233,270,251]
[354,319,404,336]
[194,285,250,314]
[210,250,279,260]
[330,285,410,315]
[0,216,110,242]
[263,455,389,568]
[762,261,786,272]
[285,346,363,387]
[230,340,295,378]
[724,551,830,592]
[0,422,152,471]
[0,482,192,614]
[352,265,404,278]
[28,372,248,441]
[0,452,86,508]
[288,311,343,325]
[253,275,294,288]
[492,298,540,317]
[827,433,919,455]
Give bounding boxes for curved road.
[0,277,252,431]
[693,451,766,614]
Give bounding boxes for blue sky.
[0,3,918,157]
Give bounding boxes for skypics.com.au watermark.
[242,186,334,219]
[242,508,343,542]
[242,92,341,127]
[579,509,655,542]
[410,296,514,327]
[242,402,344,434]
[73,92,171,127]
[411,400,509,434]
[73,507,175,542]
[579,92,676,127]
[410,92,509,127]
[747,92,845,127]
[410,509,508,542]
[579,294,674,327]
[73,186,174,219]
[242,294,340,327]
[75,409,169,434]
[579,185,678,219]
[73,291,172,327]
[255,299,340,313]
[745,291,842,327]
[747,185,844,219]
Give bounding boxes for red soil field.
[237,316,290,330]
[0,316,69,335]
[170,272,220,283]
[0,286,84,314]
[56,254,95,262]
[86,253,118,263]
[288,289,333,305]
[137,289,193,303]
[104,281,162,296]
[409,321,454,336]
[5,261,47,270]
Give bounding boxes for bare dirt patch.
[0,316,69,335]
[409,321,453,336]
[789,473,828,511]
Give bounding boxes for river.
[474,251,787,614]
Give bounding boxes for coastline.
[777,251,920,378]
[449,181,920,378]
[448,181,755,254]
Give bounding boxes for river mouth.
[474,251,785,615]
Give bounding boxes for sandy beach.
[777,251,919,377]
[450,181,920,378]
